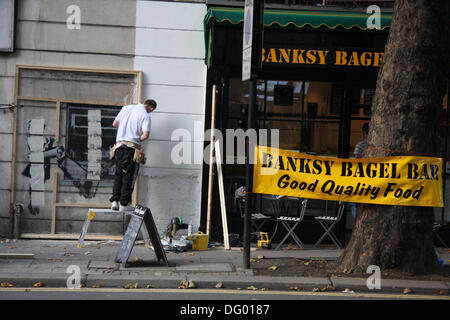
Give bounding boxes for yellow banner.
[253,146,444,207]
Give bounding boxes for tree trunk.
[337,0,450,274]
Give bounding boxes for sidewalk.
[0,239,449,296]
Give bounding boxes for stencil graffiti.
[22,118,106,215]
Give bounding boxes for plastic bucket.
[188,231,209,251]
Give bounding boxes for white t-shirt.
[115,104,151,144]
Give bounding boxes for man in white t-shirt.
[110,99,156,211]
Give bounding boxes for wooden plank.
[132,176,139,207]
[18,96,124,106]
[55,202,110,208]
[215,140,230,250]
[206,85,217,236]
[17,64,141,76]
[137,71,143,102]
[20,233,123,241]
[55,101,61,143]
[51,172,58,234]
[0,253,34,259]
[9,65,20,237]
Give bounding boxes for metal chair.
[433,221,449,248]
[313,201,345,249]
[273,198,308,250]
[234,186,273,236]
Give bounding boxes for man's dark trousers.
[110,145,139,206]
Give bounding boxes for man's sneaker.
[111,201,119,211]
[119,204,134,211]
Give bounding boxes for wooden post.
[215,140,230,250]
[55,101,61,143]
[51,172,58,234]
[206,85,217,236]
[9,65,20,238]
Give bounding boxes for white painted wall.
[134,1,207,231]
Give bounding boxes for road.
[1,287,448,300]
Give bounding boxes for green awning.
[204,7,392,66]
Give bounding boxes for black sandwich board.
[115,204,169,267]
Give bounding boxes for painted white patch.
[27,119,45,209]
[87,110,102,180]
[28,119,45,135]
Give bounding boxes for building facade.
[0,0,448,245]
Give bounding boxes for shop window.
[65,104,120,180]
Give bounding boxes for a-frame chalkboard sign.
[115,204,169,267]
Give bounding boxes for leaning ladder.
[77,208,151,248]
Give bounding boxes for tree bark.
[337,0,450,274]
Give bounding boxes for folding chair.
[272,198,308,250]
[433,221,449,248]
[313,201,345,249]
[234,186,272,236]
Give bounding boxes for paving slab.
[331,276,449,294]
[176,263,235,273]
[0,272,87,287]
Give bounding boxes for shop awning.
[204,7,392,66]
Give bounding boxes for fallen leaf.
[321,285,335,292]
[188,280,196,288]
[303,262,310,266]
[228,257,233,260]
[96,254,103,257]
[146,284,153,289]
[8,246,16,249]
[285,244,294,250]
[312,288,320,292]
[134,256,142,262]
[289,286,303,291]
[124,282,139,289]
[342,289,355,293]
[260,288,266,291]
[403,288,413,294]
[178,279,189,289]
[247,286,258,291]
[436,290,447,295]
[48,258,63,262]
[64,253,74,257]
[24,289,31,292]
[92,285,101,288]
[189,253,195,256]
[33,282,44,288]
[1,282,13,288]
[187,260,194,263]
[84,252,91,255]
[250,258,258,263]
[215,281,224,289]
[268,265,278,271]
[257,255,265,260]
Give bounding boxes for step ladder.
[77,208,151,248]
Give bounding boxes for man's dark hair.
[144,99,157,109]
[362,122,369,134]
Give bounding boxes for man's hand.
[140,131,150,142]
